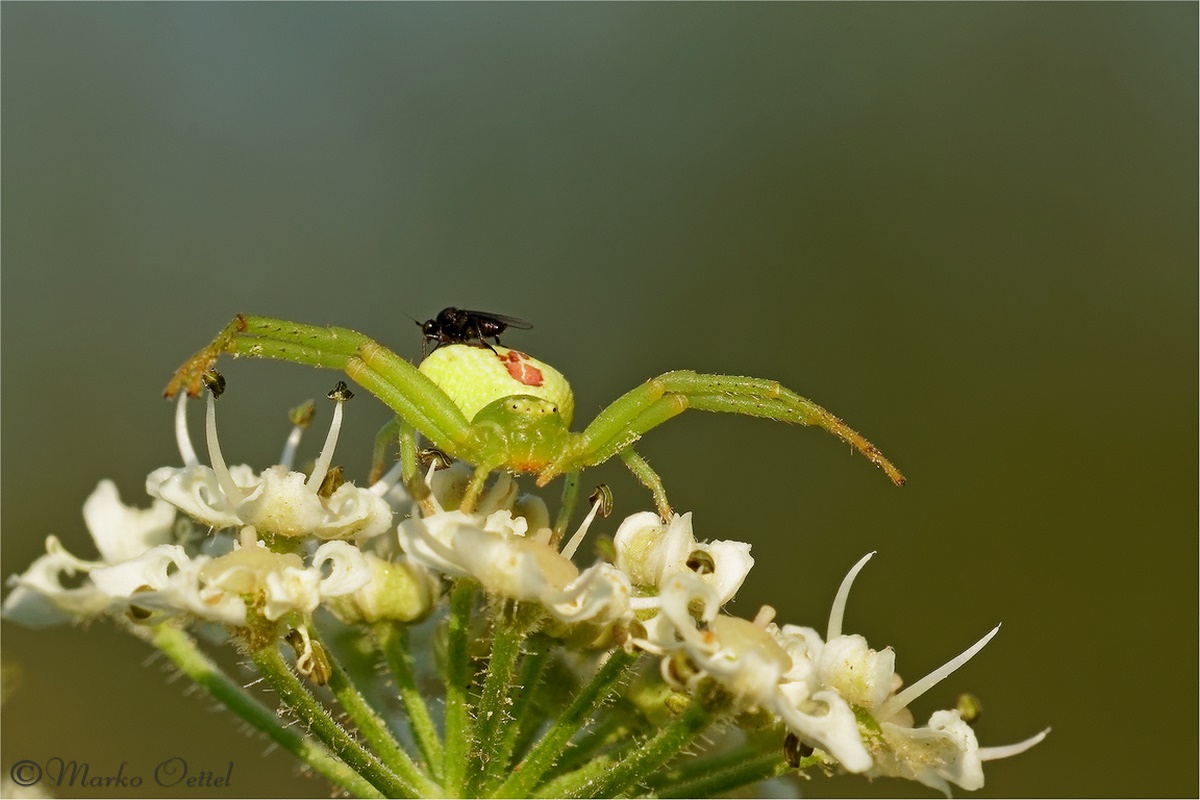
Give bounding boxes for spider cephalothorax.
[166,314,904,528]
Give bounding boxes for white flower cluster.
[4,388,1045,795]
[3,391,424,630]
[395,468,1044,794]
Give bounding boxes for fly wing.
[462,310,533,330]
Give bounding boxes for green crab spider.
[165,314,904,529]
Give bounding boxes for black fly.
[420,307,533,357]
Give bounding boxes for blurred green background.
[2,4,1195,798]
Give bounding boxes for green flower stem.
[570,693,718,799]
[149,625,381,799]
[641,735,770,789]
[544,710,634,779]
[316,629,442,797]
[485,643,551,789]
[493,648,640,799]
[441,580,477,796]
[250,641,416,798]
[533,750,624,799]
[651,750,809,799]
[471,617,526,793]
[376,622,445,778]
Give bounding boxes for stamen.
[369,460,404,496]
[877,624,1001,720]
[239,527,259,549]
[280,423,305,471]
[560,491,604,560]
[281,400,316,468]
[174,393,199,467]
[628,595,662,611]
[422,461,445,515]
[291,625,316,674]
[753,605,777,628]
[205,391,245,505]
[980,728,1050,761]
[305,395,345,491]
[828,552,875,640]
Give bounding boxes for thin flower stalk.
[316,629,441,797]
[149,624,383,799]
[652,750,806,799]
[483,642,553,792]
[441,579,478,797]
[471,616,529,793]
[570,692,720,799]
[493,648,641,799]
[375,622,445,778]
[249,643,417,799]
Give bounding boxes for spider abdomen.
[418,344,575,426]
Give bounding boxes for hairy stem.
[441,580,477,796]
[375,622,444,779]
[559,693,718,798]
[249,641,415,798]
[149,625,381,798]
[493,648,640,799]
[316,629,441,796]
[471,616,527,793]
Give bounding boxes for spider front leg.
[165,314,475,466]
[668,371,907,487]
[542,370,904,514]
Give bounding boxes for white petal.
[658,573,720,644]
[263,567,321,620]
[874,710,985,794]
[398,512,476,575]
[1,537,111,626]
[147,465,244,530]
[83,480,176,564]
[162,557,247,624]
[455,527,578,600]
[90,545,190,597]
[313,541,371,597]
[614,512,694,587]
[878,624,1001,721]
[778,624,823,685]
[545,563,631,624]
[817,634,896,711]
[979,727,1050,761]
[777,689,873,773]
[317,483,394,540]
[695,539,753,606]
[236,468,327,537]
[828,552,874,640]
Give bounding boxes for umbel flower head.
[4,380,394,629]
[146,382,393,540]
[3,372,1046,798]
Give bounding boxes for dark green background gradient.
[2,5,1195,798]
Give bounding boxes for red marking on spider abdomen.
[501,350,543,386]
